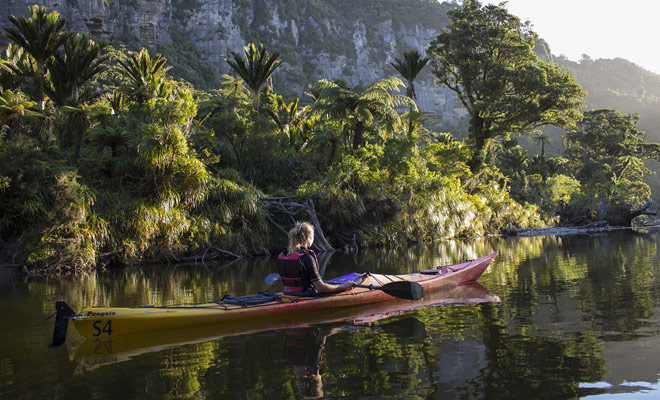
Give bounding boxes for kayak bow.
[50,251,497,345]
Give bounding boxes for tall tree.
[312,77,416,149]
[563,109,660,205]
[532,133,550,158]
[226,43,281,110]
[219,74,250,100]
[1,45,38,92]
[3,5,70,108]
[390,50,429,100]
[45,33,108,164]
[426,0,585,173]
[117,48,171,105]
[264,97,311,149]
[45,33,108,108]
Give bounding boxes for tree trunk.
[469,135,491,173]
[468,116,491,173]
[353,120,365,149]
[304,199,334,252]
[72,113,89,166]
[620,201,657,226]
[252,91,260,110]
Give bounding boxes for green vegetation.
[1,1,660,275]
[532,54,660,205]
[426,0,585,173]
[390,50,429,100]
[561,109,660,224]
[227,43,281,110]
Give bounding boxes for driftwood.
[124,246,246,269]
[183,247,244,267]
[260,197,335,253]
[639,218,660,226]
[557,201,658,227]
[606,201,658,226]
[626,201,658,225]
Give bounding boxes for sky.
[488,0,660,74]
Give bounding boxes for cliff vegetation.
[1,1,660,275]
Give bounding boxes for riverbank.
[503,222,660,237]
[4,222,660,275]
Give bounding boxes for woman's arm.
[302,253,354,293]
[312,279,354,293]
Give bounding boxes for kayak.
[52,251,497,343]
[73,282,500,369]
[51,251,497,344]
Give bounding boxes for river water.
[1,229,660,399]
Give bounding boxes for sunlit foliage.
[3,4,656,274]
[560,109,660,224]
[427,0,585,172]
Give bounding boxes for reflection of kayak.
[73,282,500,369]
[52,252,498,343]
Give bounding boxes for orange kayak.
[51,251,497,343]
[73,282,500,368]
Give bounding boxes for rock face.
[0,0,467,127]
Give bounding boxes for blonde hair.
[288,221,314,253]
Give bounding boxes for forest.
[1,0,660,275]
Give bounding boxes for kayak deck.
[56,251,498,340]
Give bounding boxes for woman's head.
[288,221,314,252]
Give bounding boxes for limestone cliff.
[0,0,467,127]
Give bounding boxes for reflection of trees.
[465,303,607,399]
[322,319,434,398]
[574,233,659,336]
[463,231,658,398]
[482,232,659,337]
[9,230,660,398]
[155,343,217,398]
[27,255,282,311]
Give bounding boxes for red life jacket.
[276,250,317,293]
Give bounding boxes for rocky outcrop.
[0,0,466,127]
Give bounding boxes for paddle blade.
[50,301,76,347]
[264,273,281,285]
[379,281,424,301]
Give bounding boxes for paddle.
[264,273,423,301]
[356,281,424,301]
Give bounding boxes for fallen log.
[610,201,657,226]
[557,201,658,227]
[259,196,335,252]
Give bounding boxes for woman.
[276,221,354,296]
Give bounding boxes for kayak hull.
[67,251,498,339]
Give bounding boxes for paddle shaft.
[355,284,380,290]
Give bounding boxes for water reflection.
[1,229,660,399]
[283,326,342,399]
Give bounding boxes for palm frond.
[117,49,170,103]
[5,5,70,65]
[227,43,281,108]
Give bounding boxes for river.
[1,229,659,399]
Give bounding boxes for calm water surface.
[1,230,660,399]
